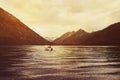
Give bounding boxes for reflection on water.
[0,46,120,80]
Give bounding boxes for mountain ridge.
[54,31,75,44]
[54,22,120,46]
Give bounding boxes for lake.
[0,46,120,80]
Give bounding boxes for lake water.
[0,46,120,80]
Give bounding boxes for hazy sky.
[0,0,120,39]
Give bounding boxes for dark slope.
[79,22,120,45]
[0,8,50,45]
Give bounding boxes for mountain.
[54,29,88,45]
[54,22,120,46]
[62,29,89,45]
[0,8,50,45]
[54,31,75,44]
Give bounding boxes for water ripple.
[0,46,120,80]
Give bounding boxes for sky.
[0,0,120,40]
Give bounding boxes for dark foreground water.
[0,46,120,80]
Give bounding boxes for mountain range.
[0,8,50,45]
[1,8,120,46]
[54,22,120,46]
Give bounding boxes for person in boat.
[45,45,53,51]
